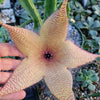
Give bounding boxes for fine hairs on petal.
[0,0,100,100]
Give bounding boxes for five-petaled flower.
[0,0,100,99]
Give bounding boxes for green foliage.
[83,92,100,98]
[44,0,57,21]
[0,0,5,4]
[18,0,69,32]
[95,57,100,63]
[67,3,70,19]
[0,26,11,42]
[83,40,99,53]
[92,5,100,16]
[76,69,99,91]
[69,0,100,52]
[19,0,43,32]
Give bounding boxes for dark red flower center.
[44,51,53,60]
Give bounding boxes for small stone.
[81,93,84,96]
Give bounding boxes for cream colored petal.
[0,58,44,96]
[45,69,75,100]
[39,0,68,43]
[0,21,41,57]
[58,40,100,68]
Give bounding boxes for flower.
[0,0,100,99]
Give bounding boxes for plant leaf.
[88,30,98,38]
[19,0,43,31]
[87,17,94,27]
[92,5,100,16]
[86,80,92,85]
[91,0,97,5]
[82,81,88,87]
[92,20,100,29]
[82,0,88,7]
[91,74,99,82]
[44,0,57,21]
[83,40,99,53]
[88,84,95,91]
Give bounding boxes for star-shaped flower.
[0,0,100,99]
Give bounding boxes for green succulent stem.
[67,3,70,19]
[34,1,44,5]
[44,0,57,21]
[19,0,43,32]
[20,19,33,28]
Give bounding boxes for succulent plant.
[0,26,11,42]
[69,0,100,53]
[76,69,99,91]
[83,39,99,53]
